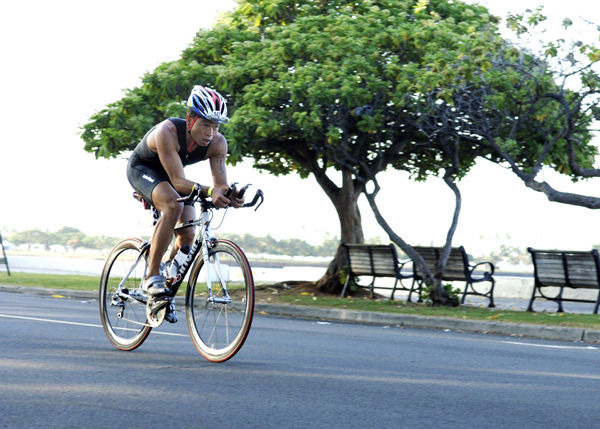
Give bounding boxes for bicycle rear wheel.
[185,239,254,362]
[99,238,151,350]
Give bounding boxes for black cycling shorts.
[126,154,194,207]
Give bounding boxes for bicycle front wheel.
[185,239,254,362]
[99,238,151,351]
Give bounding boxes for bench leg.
[408,278,420,303]
[408,279,423,303]
[341,275,351,298]
[407,279,415,303]
[526,285,537,312]
[462,280,495,308]
[391,278,398,301]
[556,287,565,313]
[487,279,495,308]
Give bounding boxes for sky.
[1,0,599,255]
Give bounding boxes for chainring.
[146,297,169,328]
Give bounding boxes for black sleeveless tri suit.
[126,117,210,206]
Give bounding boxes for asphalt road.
[1,292,600,428]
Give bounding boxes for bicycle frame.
[115,188,263,306]
[168,200,228,304]
[167,187,263,302]
[112,202,221,307]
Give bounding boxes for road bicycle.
[99,184,264,362]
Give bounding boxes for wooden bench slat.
[411,245,495,307]
[342,243,416,300]
[528,247,600,313]
[342,243,495,307]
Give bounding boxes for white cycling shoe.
[142,275,169,297]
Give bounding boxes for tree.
[9,230,52,250]
[81,0,508,296]
[481,10,600,208]
[410,8,600,208]
[360,7,600,304]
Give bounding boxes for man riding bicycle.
[126,85,243,322]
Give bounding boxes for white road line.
[503,340,599,350]
[0,313,187,337]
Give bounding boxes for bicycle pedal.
[146,298,168,328]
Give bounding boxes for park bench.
[527,248,600,313]
[410,246,496,307]
[340,243,415,300]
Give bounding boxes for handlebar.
[177,184,264,211]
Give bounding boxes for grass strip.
[2,272,600,329]
[275,295,600,329]
[0,272,100,290]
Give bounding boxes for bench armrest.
[397,259,414,279]
[468,261,495,280]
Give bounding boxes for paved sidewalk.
[2,284,600,344]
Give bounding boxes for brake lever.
[243,189,264,211]
[237,183,250,199]
[224,182,238,199]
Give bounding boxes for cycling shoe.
[143,275,169,297]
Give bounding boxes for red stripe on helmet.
[205,88,221,109]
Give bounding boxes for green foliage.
[220,232,338,257]
[337,265,358,287]
[8,228,120,251]
[422,283,461,305]
[79,0,600,285]
[82,0,600,183]
[494,8,600,180]
[6,227,338,256]
[81,0,509,181]
[83,0,597,186]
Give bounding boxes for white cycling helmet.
[187,85,229,124]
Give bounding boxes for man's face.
[191,117,219,146]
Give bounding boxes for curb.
[256,303,600,343]
[3,285,599,344]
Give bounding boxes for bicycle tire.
[99,238,152,350]
[185,239,254,362]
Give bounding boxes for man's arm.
[208,136,243,208]
[151,121,207,196]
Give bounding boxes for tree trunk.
[429,276,459,307]
[360,167,463,306]
[314,170,364,294]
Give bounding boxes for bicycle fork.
[202,224,232,306]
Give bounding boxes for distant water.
[3,254,326,282]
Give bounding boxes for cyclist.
[126,85,243,321]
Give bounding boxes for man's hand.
[211,185,245,208]
[228,187,245,208]
[210,186,231,208]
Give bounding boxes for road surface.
[1,292,599,428]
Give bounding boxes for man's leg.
[146,182,183,281]
[167,205,196,261]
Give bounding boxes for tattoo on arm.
[212,155,228,187]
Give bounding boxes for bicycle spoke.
[99,238,152,351]
[186,240,254,362]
